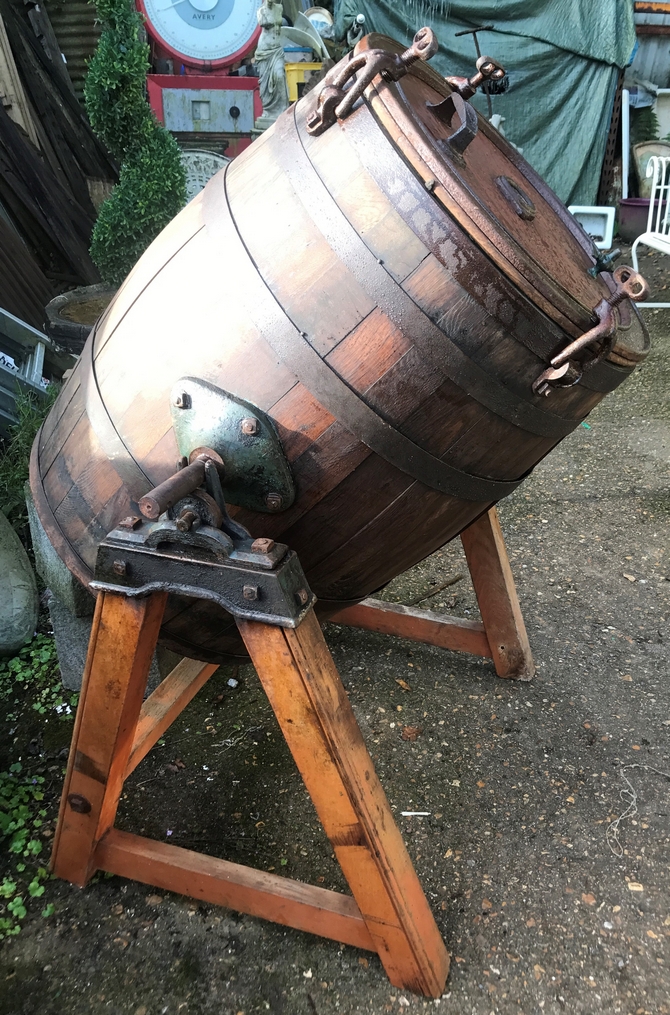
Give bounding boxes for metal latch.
[425,56,506,157]
[426,91,479,155]
[306,26,438,136]
[532,266,649,396]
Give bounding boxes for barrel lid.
[357,34,614,339]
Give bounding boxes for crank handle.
[138,450,224,521]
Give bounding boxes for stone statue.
[254,0,289,131]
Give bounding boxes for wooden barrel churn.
[30,30,650,665]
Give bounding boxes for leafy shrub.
[0,387,57,541]
[630,106,660,146]
[85,0,186,285]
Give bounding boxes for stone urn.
[45,283,117,356]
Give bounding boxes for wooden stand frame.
[331,507,534,681]
[51,507,531,998]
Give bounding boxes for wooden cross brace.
[50,507,532,998]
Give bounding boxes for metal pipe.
[622,88,630,201]
[139,459,207,520]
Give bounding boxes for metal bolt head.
[265,492,283,511]
[176,510,197,533]
[251,537,275,554]
[118,515,142,531]
[295,588,309,606]
[243,584,259,601]
[112,560,127,576]
[174,392,191,409]
[68,793,91,814]
[240,416,259,436]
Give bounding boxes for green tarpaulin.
[334,0,636,205]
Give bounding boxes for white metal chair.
[631,155,670,307]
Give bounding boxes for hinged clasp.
[533,267,649,396]
[306,26,438,136]
[426,91,479,155]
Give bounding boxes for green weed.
[0,635,77,723]
[0,765,50,937]
[0,637,77,937]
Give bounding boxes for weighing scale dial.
[140,0,259,66]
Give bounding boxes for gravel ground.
[1,251,669,1015]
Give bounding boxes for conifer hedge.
[85,0,186,285]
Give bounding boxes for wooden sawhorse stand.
[332,506,534,681]
[51,506,531,998]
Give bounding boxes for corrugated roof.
[631,11,670,86]
[47,0,100,100]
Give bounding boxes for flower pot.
[45,283,117,355]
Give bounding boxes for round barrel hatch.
[358,34,615,336]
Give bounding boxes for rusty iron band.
[344,102,568,369]
[343,102,629,395]
[205,168,522,504]
[279,106,577,440]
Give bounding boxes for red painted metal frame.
[147,74,261,155]
[137,0,260,72]
[148,73,262,120]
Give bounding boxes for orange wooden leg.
[50,590,168,886]
[94,828,376,952]
[460,507,534,680]
[237,609,450,998]
[331,508,532,681]
[51,590,447,995]
[125,659,218,778]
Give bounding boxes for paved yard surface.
[1,258,669,1015]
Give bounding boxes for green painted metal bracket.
[170,377,295,514]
